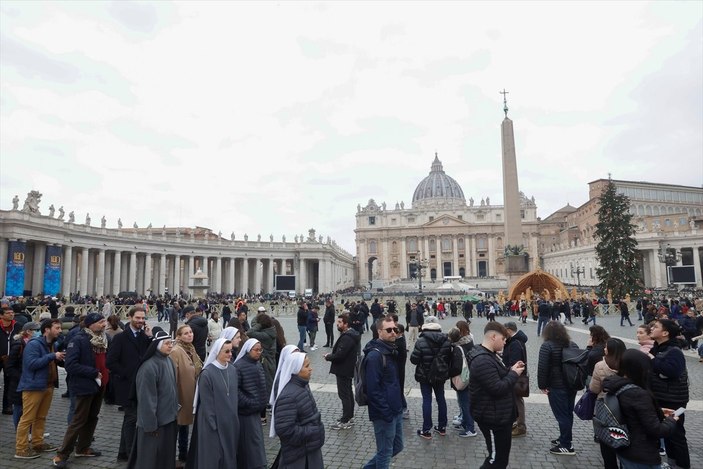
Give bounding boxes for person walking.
[234,339,267,469]
[410,316,452,439]
[619,300,634,327]
[106,306,153,462]
[469,322,524,469]
[307,305,320,351]
[324,312,360,430]
[448,321,476,438]
[536,300,551,337]
[14,319,65,459]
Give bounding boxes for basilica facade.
[354,155,539,288]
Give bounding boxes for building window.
[520,210,525,219]
[391,218,397,225]
[407,238,417,252]
[496,214,502,221]
[477,238,487,250]
[442,238,451,251]
[368,216,376,225]
[458,215,463,220]
[429,216,434,222]
[458,238,464,249]
[665,218,671,226]
[407,217,415,224]
[476,214,485,221]
[429,239,436,252]
[369,240,377,254]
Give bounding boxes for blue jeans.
[585,315,596,325]
[297,325,306,350]
[363,413,404,469]
[537,317,549,337]
[697,343,703,358]
[420,381,447,432]
[13,404,22,429]
[617,456,662,469]
[547,387,576,447]
[456,388,475,432]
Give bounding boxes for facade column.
[0,239,7,295]
[382,239,390,282]
[469,236,476,276]
[32,242,45,295]
[241,258,249,294]
[214,257,222,294]
[80,248,89,295]
[184,256,192,294]
[423,237,430,281]
[62,245,73,297]
[264,258,274,293]
[228,257,235,294]
[144,253,153,295]
[252,258,261,294]
[487,236,496,277]
[128,251,137,292]
[437,238,444,282]
[112,251,121,295]
[173,255,181,295]
[96,249,106,297]
[159,254,167,295]
[692,247,703,287]
[293,257,300,292]
[399,238,407,279]
[452,236,459,277]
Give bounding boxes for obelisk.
[500,90,529,284]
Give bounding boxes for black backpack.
[561,345,589,391]
[354,348,386,406]
[427,340,450,383]
[593,384,638,449]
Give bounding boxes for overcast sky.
[1,1,702,254]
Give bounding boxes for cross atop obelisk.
[500,88,509,117]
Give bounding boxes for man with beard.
[53,313,110,468]
[324,313,360,430]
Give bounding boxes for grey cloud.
[297,36,350,59]
[1,34,80,84]
[108,1,159,33]
[403,50,492,85]
[107,119,196,154]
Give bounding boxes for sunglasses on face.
[383,327,399,334]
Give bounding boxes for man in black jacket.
[323,299,336,348]
[184,306,208,362]
[503,322,528,437]
[296,302,309,351]
[106,306,153,461]
[1,305,22,414]
[324,313,360,429]
[469,322,524,469]
[536,300,551,337]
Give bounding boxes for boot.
[511,426,527,437]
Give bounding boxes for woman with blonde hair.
[169,325,203,464]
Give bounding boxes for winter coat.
[186,316,209,362]
[169,345,199,425]
[16,336,61,392]
[363,339,403,422]
[649,340,689,407]
[503,330,528,368]
[325,329,360,378]
[106,327,152,407]
[234,355,267,415]
[1,320,20,357]
[603,375,676,465]
[537,340,576,390]
[410,330,451,383]
[64,330,104,396]
[274,375,325,469]
[246,325,278,394]
[586,343,606,376]
[6,338,27,404]
[207,318,223,342]
[589,358,616,399]
[468,345,518,428]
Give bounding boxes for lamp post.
[657,243,681,286]
[410,254,429,293]
[571,263,585,287]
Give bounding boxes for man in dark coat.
[296,302,309,351]
[1,305,22,414]
[469,322,524,469]
[370,299,383,323]
[322,299,336,348]
[324,313,360,429]
[106,306,153,461]
[503,322,528,437]
[537,300,551,336]
[184,306,208,362]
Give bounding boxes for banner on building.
[44,245,62,296]
[6,241,26,296]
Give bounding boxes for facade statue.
[163,226,167,237]
[690,219,696,230]
[230,232,235,241]
[58,206,65,220]
[117,218,123,229]
[308,228,316,242]
[480,198,485,206]
[147,223,152,229]
[68,211,75,223]
[327,236,331,244]
[400,201,404,209]
[357,204,361,213]
[244,234,248,241]
[21,190,42,214]
[133,222,139,229]
[486,197,490,205]
[48,205,55,217]
[218,231,222,239]
[294,235,299,243]
[270,234,273,242]
[101,216,106,228]
[12,195,19,210]
[469,197,474,206]
[190,230,195,240]
[257,234,261,242]
[318,235,323,243]
[382,202,386,211]
[282,235,286,243]
[85,213,91,226]
[176,227,181,237]
[395,202,400,210]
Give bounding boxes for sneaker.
[549,445,575,456]
[52,456,68,468]
[550,438,560,445]
[458,430,478,438]
[14,449,40,459]
[331,421,353,430]
[417,429,432,440]
[32,442,58,452]
[433,426,446,436]
[453,423,463,430]
[452,416,462,426]
[402,409,410,419]
[336,417,355,424]
[75,448,102,457]
[659,447,666,457]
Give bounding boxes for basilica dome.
[412,154,466,207]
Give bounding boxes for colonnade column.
[128,251,137,292]
[159,254,167,295]
[382,239,390,281]
[80,248,89,295]
[241,258,249,295]
[173,255,181,295]
[62,245,73,297]
[423,238,430,280]
[112,251,121,295]
[299,259,307,291]
[144,254,152,295]
[264,259,273,293]
[214,257,222,294]
[96,249,106,296]
[452,236,459,277]
[399,239,407,279]
[184,256,192,295]
[228,258,235,294]
[32,243,45,295]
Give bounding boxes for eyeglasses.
[383,327,399,334]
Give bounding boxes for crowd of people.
[0,292,700,469]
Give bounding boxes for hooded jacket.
[185,315,208,362]
[410,328,451,383]
[503,330,528,368]
[325,328,360,378]
[468,344,518,428]
[364,338,402,422]
[602,375,676,465]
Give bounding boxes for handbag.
[574,389,597,420]
[514,371,530,397]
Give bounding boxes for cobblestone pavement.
[2,309,701,469]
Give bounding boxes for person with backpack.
[503,321,529,438]
[409,316,452,440]
[362,316,403,469]
[469,322,525,469]
[537,321,579,456]
[324,312,361,430]
[601,349,678,469]
[447,322,476,438]
[647,319,691,469]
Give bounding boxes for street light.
[657,243,682,286]
[571,262,585,287]
[410,253,429,293]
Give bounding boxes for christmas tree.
[595,179,643,299]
